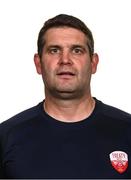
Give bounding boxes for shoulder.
[96,98,131,124]
[0,101,43,136]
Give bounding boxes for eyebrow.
[71,44,87,50]
[46,44,87,49]
[46,45,62,50]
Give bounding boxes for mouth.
[57,71,76,78]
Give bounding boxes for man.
[0,14,131,179]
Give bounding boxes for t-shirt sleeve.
[0,145,5,178]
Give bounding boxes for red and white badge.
[109,151,128,173]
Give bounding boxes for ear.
[91,53,99,74]
[34,54,42,75]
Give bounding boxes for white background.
[0,0,131,122]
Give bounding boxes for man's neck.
[43,95,95,123]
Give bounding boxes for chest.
[3,124,131,178]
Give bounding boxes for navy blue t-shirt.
[0,98,131,178]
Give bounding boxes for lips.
[56,71,76,79]
[57,71,75,76]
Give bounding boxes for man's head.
[37,14,94,59]
[34,14,99,100]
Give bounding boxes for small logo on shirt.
[109,151,128,173]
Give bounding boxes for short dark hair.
[37,14,94,58]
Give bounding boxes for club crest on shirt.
[109,151,128,173]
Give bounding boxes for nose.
[58,50,73,65]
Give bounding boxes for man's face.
[34,27,98,99]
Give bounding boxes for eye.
[49,48,60,54]
[72,47,84,54]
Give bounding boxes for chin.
[51,89,83,100]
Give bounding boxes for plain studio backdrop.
[0,0,131,122]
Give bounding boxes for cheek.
[42,56,57,70]
[41,61,56,79]
[78,60,92,75]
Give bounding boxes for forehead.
[43,27,88,46]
